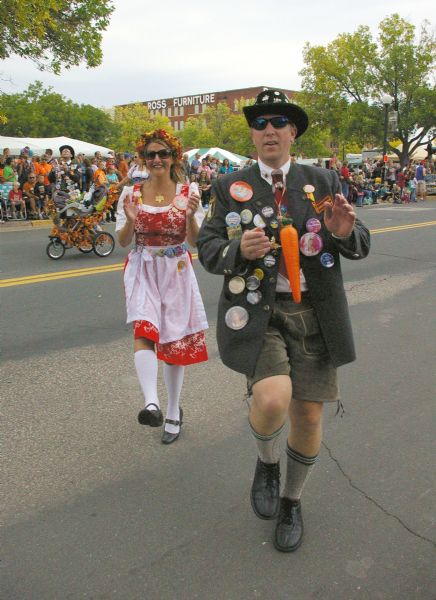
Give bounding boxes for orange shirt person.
[34,154,53,185]
[93,161,108,186]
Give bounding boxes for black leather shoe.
[274,497,304,552]
[137,403,163,427]
[250,458,280,520]
[161,408,183,445]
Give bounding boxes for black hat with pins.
[243,89,309,138]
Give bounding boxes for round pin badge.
[261,206,274,218]
[303,184,315,194]
[306,218,321,233]
[300,232,323,257]
[253,268,265,280]
[240,209,253,225]
[246,275,261,291]
[228,276,246,294]
[177,259,186,272]
[225,306,249,330]
[225,211,241,227]
[229,181,253,202]
[247,290,262,305]
[270,219,279,229]
[320,252,335,268]
[264,254,276,268]
[173,196,188,210]
[253,214,266,228]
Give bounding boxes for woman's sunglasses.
[251,116,290,130]
[144,149,172,160]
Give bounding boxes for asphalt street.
[1,202,436,600]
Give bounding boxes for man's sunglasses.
[251,116,290,130]
[144,149,172,160]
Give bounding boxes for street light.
[381,93,393,181]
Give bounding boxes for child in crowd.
[8,182,26,219]
[392,183,402,204]
[34,174,49,218]
[407,178,417,202]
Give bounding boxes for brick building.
[116,86,297,131]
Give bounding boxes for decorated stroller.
[45,184,119,260]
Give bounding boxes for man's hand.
[240,227,271,260]
[324,193,356,238]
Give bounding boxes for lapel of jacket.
[286,164,314,233]
[235,165,277,233]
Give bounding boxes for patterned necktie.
[271,170,290,283]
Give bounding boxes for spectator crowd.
[322,154,434,206]
[0,145,433,223]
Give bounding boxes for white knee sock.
[163,363,185,434]
[134,349,160,410]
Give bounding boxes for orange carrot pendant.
[279,218,301,303]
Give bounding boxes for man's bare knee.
[252,376,291,420]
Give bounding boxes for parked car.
[424,173,436,195]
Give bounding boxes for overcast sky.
[2,0,433,108]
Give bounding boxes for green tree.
[179,116,216,149]
[179,100,253,157]
[0,81,118,146]
[300,14,436,165]
[0,0,114,73]
[112,104,173,152]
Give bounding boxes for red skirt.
[133,320,208,366]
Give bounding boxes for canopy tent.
[186,147,251,166]
[0,135,114,158]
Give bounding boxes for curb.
[0,220,52,233]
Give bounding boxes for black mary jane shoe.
[250,458,280,520]
[274,497,304,553]
[161,408,183,445]
[137,403,163,427]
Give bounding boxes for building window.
[202,104,207,113]
[173,121,178,131]
[174,107,178,116]
[180,121,185,130]
[234,100,238,110]
[161,108,166,116]
[194,105,199,114]
[167,107,172,117]
[179,107,184,117]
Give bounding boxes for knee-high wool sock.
[134,349,160,410]
[248,420,284,464]
[282,444,318,501]
[163,363,185,434]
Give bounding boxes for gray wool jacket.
[197,162,370,377]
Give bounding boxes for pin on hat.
[243,89,309,138]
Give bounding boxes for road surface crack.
[322,441,436,548]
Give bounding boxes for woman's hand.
[186,192,200,219]
[123,192,140,223]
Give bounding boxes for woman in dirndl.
[116,130,208,444]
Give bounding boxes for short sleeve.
[115,186,131,231]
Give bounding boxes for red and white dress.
[116,186,208,365]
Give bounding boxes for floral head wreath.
[136,129,183,160]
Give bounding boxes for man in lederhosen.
[197,90,370,552]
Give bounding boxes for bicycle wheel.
[46,240,65,260]
[77,229,94,253]
[93,232,115,257]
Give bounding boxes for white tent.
[186,147,251,166]
[0,135,114,158]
